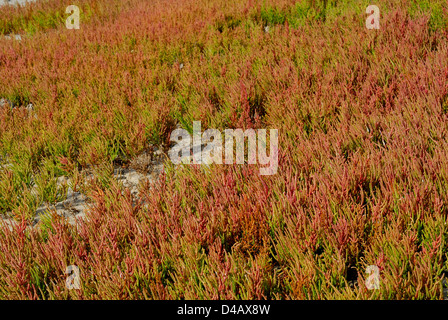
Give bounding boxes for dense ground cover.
[0,0,447,299]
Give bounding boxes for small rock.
[0,98,13,109]
[154,149,163,156]
[4,34,22,41]
[0,218,18,232]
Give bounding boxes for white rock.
[0,98,13,108]
[0,0,38,7]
